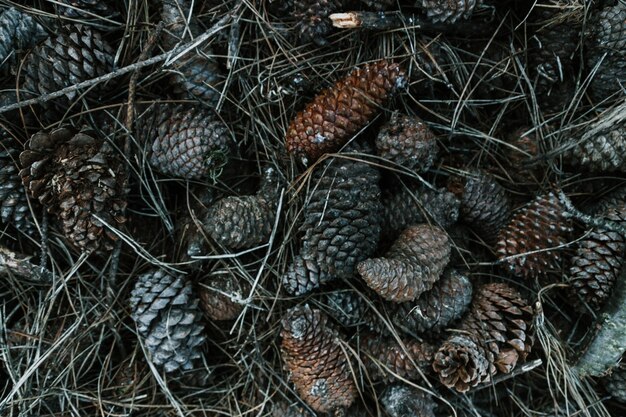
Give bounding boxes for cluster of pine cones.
[0,0,625,416]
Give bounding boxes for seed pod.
[19,127,127,252]
[21,25,114,124]
[359,333,435,382]
[0,129,33,233]
[282,156,382,296]
[421,0,482,23]
[496,191,573,278]
[604,359,626,403]
[0,7,46,68]
[448,170,511,244]
[375,113,439,172]
[358,224,450,302]
[203,167,283,250]
[562,121,626,173]
[285,59,406,164]
[293,0,343,45]
[55,0,118,18]
[142,103,231,180]
[130,269,205,373]
[380,384,437,417]
[198,274,244,321]
[280,304,356,414]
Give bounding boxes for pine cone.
[198,274,244,321]
[280,304,356,414]
[293,0,343,45]
[569,203,626,311]
[563,121,626,173]
[496,191,573,278]
[203,167,283,249]
[432,333,492,392]
[448,170,511,244]
[282,156,382,296]
[55,0,118,18]
[21,25,114,124]
[142,103,231,180]
[130,269,205,373]
[604,360,626,403]
[391,268,473,334]
[382,185,460,237]
[358,224,450,302]
[0,7,46,68]
[593,184,626,216]
[359,0,396,10]
[380,384,437,417]
[19,127,127,252]
[421,0,482,23]
[324,289,382,331]
[586,3,626,101]
[504,127,542,185]
[0,130,33,233]
[286,60,406,164]
[375,113,439,172]
[359,333,435,382]
[271,400,315,417]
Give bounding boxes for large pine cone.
[21,24,114,124]
[421,0,482,23]
[293,0,343,45]
[130,269,205,373]
[0,130,33,233]
[280,304,356,414]
[203,167,283,250]
[496,191,573,278]
[286,59,406,163]
[0,7,46,68]
[375,113,439,172]
[358,224,450,302]
[282,156,382,296]
[380,384,437,417]
[562,120,626,173]
[142,104,232,180]
[19,127,127,252]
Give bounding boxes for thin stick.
[557,189,626,236]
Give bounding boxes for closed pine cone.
[198,274,244,321]
[421,0,482,23]
[286,59,406,163]
[280,304,356,414]
[562,121,626,173]
[359,333,435,382]
[293,0,343,45]
[130,269,205,373]
[380,384,437,417]
[21,24,114,124]
[358,224,450,302]
[496,191,573,278]
[203,167,283,250]
[19,127,127,252]
[143,103,231,180]
[0,130,34,233]
[282,155,382,296]
[0,7,46,67]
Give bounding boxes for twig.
[473,359,543,392]
[0,245,51,282]
[557,189,626,236]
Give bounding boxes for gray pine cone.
[0,130,33,233]
[0,7,46,70]
[563,121,626,173]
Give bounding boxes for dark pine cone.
[280,304,356,414]
[142,103,232,180]
[55,0,119,18]
[0,129,34,233]
[562,120,626,173]
[293,0,343,45]
[282,155,382,296]
[21,24,114,125]
[358,224,450,302]
[0,7,46,68]
[19,127,127,252]
[496,191,573,278]
[130,269,205,374]
[380,384,437,417]
[603,358,626,403]
[286,59,406,163]
[324,289,382,331]
[421,0,482,23]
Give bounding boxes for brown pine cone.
[0,7,46,68]
[280,304,356,414]
[142,103,232,180]
[562,121,626,173]
[359,333,435,382]
[421,0,482,23]
[285,59,406,164]
[358,224,450,302]
[432,333,492,392]
[21,24,114,124]
[448,170,511,244]
[282,155,382,296]
[496,191,573,278]
[202,167,283,250]
[375,113,439,172]
[0,129,34,233]
[569,203,626,311]
[380,384,437,417]
[293,0,343,45]
[198,274,244,321]
[19,127,127,252]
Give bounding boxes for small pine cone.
[448,171,511,244]
[496,191,573,278]
[569,204,626,311]
[293,0,343,45]
[130,269,205,373]
[392,268,473,334]
[375,113,439,172]
[324,289,382,331]
[421,0,482,23]
[358,224,450,302]
[604,361,626,403]
[0,130,34,233]
[563,122,626,173]
[432,334,493,392]
[0,7,46,67]
[142,104,231,180]
[55,0,118,18]
[380,384,437,417]
[21,25,114,124]
[359,333,435,382]
[282,156,382,296]
[382,185,460,237]
[203,167,283,250]
[198,274,244,321]
[286,60,406,163]
[280,304,356,414]
[19,127,127,252]
[586,3,626,101]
